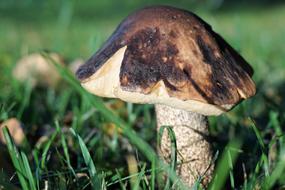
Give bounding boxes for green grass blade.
[41,130,58,170]
[250,118,265,150]
[151,158,156,190]
[0,103,16,121]
[17,82,32,119]
[32,149,41,190]
[133,164,146,190]
[157,126,177,190]
[228,150,235,189]
[192,151,219,190]
[55,120,76,177]
[263,150,285,189]
[115,169,127,190]
[70,128,101,189]
[2,127,29,190]
[250,118,269,177]
[209,138,243,190]
[21,152,37,190]
[269,111,283,148]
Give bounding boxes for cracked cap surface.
[76,5,256,115]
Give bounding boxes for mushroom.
[13,52,65,88]
[76,6,256,187]
[0,118,25,145]
[69,58,84,75]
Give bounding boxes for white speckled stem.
[155,104,214,187]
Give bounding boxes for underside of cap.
[81,46,232,115]
[77,5,256,115]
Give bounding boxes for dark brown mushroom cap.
[76,5,256,115]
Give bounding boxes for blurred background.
[0,0,285,189]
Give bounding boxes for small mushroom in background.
[13,52,65,88]
[75,6,256,187]
[0,118,25,145]
[68,58,84,75]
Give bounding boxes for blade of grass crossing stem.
[209,139,242,190]
[249,118,269,177]
[44,54,187,189]
[21,152,37,190]
[2,127,29,190]
[157,126,177,190]
[192,151,219,190]
[70,128,101,188]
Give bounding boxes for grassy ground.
[0,1,285,189]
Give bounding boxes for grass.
[1,1,285,189]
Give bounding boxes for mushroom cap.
[76,5,256,116]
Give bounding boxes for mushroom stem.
[155,104,214,187]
